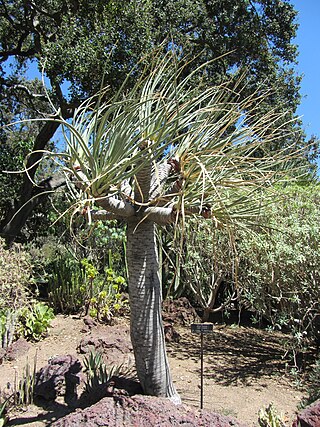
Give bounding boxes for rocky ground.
[0,301,316,426]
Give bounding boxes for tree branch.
[149,159,183,206]
[6,84,47,101]
[82,209,118,222]
[95,195,135,218]
[71,167,135,218]
[142,205,177,225]
[0,46,37,61]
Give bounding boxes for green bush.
[26,236,70,288]
[238,184,320,350]
[47,255,87,314]
[0,310,18,349]
[162,219,236,320]
[1,302,54,347]
[87,266,129,322]
[47,253,128,321]
[0,238,31,311]
[258,403,286,427]
[83,350,133,394]
[162,183,320,356]
[0,239,45,349]
[83,220,127,278]
[19,303,55,341]
[0,397,9,427]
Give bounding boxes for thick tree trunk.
[0,172,66,244]
[126,218,180,403]
[1,112,74,244]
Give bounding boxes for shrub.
[0,302,54,348]
[87,266,129,322]
[83,350,134,394]
[238,184,320,350]
[0,238,31,311]
[161,219,236,320]
[19,303,55,341]
[47,255,87,314]
[47,254,128,321]
[0,356,37,423]
[0,310,18,349]
[0,396,9,427]
[258,403,286,427]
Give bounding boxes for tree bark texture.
[126,218,180,402]
[66,153,180,401]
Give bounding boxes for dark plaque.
[191,323,213,334]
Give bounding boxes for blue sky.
[291,0,320,141]
[23,0,319,166]
[24,1,318,143]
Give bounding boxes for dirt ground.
[0,315,308,426]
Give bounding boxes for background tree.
[50,51,300,400]
[1,0,315,243]
[163,182,320,353]
[237,183,320,352]
[0,0,153,243]
[161,219,238,321]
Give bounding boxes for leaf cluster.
[1,0,315,244]
[83,350,134,395]
[19,302,54,341]
[62,51,302,229]
[237,183,320,346]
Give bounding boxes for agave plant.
[83,351,134,394]
[52,50,299,402]
[0,397,9,427]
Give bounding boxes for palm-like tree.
[57,52,297,402]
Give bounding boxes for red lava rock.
[34,354,82,403]
[77,328,133,365]
[162,297,200,326]
[51,395,247,427]
[292,400,320,427]
[4,337,30,361]
[83,316,98,328]
[164,322,181,343]
[77,376,143,408]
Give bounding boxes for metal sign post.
[191,323,213,409]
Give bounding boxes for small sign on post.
[191,323,213,334]
[191,323,213,409]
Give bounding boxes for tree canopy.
[0,0,316,243]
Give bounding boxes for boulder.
[77,376,143,408]
[292,400,320,427]
[162,297,200,326]
[4,337,30,361]
[81,316,98,332]
[51,394,247,427]
[77,332,132,365]
[164,322,181,343]
[34,354,82,404]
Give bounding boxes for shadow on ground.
[167,324,311,386]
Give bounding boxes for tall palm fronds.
[59,50,301,227]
